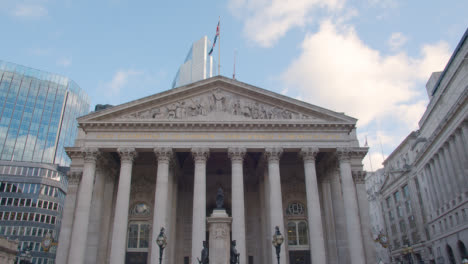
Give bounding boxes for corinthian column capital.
[265,147,283,163]
[117,147,137,163]
[300,147,319,162]
[154,147,173,163]
[191,147,210,162]
[82,147,100,163]
[336,147,352,162]
[67,170,83,185]
[228,147,246,162]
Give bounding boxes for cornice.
[78,121,355,133]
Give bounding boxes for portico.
[56,76,374,264]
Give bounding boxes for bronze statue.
[230,240,240,264]
[197,240,209,264]
[216,187,224,209]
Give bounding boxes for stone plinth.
[207,209,232,264]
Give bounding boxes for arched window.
[286,202,306,216]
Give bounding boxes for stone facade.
[0,236,18,264]
[56,76,374,264]
[380,29,468,264]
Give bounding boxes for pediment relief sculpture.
[117,89,321,121]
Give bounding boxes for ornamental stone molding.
[154,147,173,163]
[352,171,366,184]
[191,147,210,162]
[336,147,368,162]
[300,147,320,162]
[118,147,137,163]
[265,147,283,163]
[228,147,246,162]
[67,170,83,185]
[83,147,100,163]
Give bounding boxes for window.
[405,201,412,214]
[386,197,392,208]
[394,191,400,203]
[287,220,308,246]
[408,215,416,229]
[399,220,406,233]
[403,185,410,199]
[389,210,394,221]
[127,222,150,250]
[397,206,404,218]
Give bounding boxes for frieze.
[118,89,315,121]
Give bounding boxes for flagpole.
[218,16,221,76]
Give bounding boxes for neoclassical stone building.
[55,76,374,264]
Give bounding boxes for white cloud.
[388,32,407,50]
[281,20,451,127]
[105,70,143,94]
[13,3,48,19]
[56,57,72,67]
[229,0,346,47]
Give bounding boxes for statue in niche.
[197,241,209,264]
[212,89,225,112]
[230,240,240,264]
[216,187,224,209]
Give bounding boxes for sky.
[1,0,467,171]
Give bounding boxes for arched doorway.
[446,244,456,264]
[458,240,468,260]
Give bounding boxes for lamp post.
[272,226,284,264]
[156,227,167,264]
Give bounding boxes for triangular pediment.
[79,76,356,124]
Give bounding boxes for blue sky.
[1,0,467,170]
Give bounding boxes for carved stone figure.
[197,241,209,264]
[118,90,301,120]
[230,240,240,264]
[212,89,225,112]
[216,187,224,209]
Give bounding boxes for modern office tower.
[0,60,90,264]
[172,36,217,88]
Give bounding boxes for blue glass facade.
[0,60,89,264]
[0,60,90,166]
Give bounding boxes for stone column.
[55,170,82,264]
[109,148,137,264]
[422,167,436,215]
[151,147,172,264]
[428,161,441,210]
[265,147,286,264]
[441,145,460,195]
[68,148,99,264]
[191,147,209,264]
[433,155,449,205]
[448,137,465,192]
[336,148,366,264]
[228,147,247,264]
[300,147,327,264]
[86,160,107,264]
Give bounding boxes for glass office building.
[0,60,90,264]
[172,36,217,88]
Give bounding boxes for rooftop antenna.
[365,135,374,172]
[378,135,385,162]
[233,49,237,80]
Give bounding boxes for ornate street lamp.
[156,227,167,264]
[272,226,284,264]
